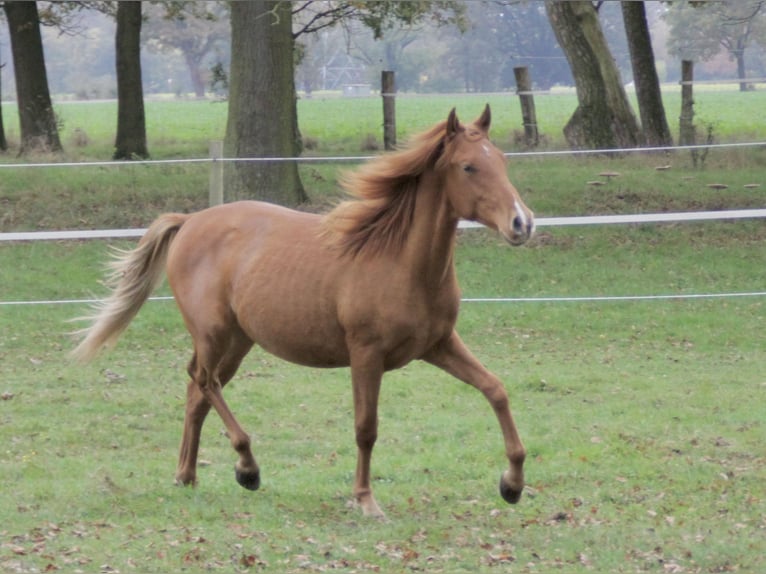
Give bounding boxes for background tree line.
[2,1,765,204]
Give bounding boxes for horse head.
[438,105,534,246]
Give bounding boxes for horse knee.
[355,424,377,451]
[485,382,509,412]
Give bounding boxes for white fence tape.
[4,209,766,307]
[4,209,766,242]
[0,228,147,242]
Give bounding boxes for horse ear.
[446,108,461,139]
[476,104,491,133]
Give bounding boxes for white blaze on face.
[514,200,528,232]
[481,143,491,157]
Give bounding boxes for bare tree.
[225,1,306,205]
[225,0,465,206]
[114,1,148,160]
[143,2,229,98]
[665,0,766,92]
[4,1,62,154]
[0,60,7,152]
[622,1,673,147]
[545,0,641,150]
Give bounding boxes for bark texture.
[545,1,641,150]
[114,1,149,160]
[225,1,307,206]
[4,1,62,154]
[622,1,673,147]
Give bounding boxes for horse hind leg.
[175,371,212,487]
[176,332,256,490]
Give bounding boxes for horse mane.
[322,120,451,258]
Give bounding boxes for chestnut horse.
[73,106,534,517]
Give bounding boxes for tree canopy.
[664,0,766,89]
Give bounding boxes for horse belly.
[247,313,350,368]
[234,266,350,368]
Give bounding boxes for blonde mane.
[322,121,451,258]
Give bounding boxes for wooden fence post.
[209,140,223,206]
[381,70,396,151]
[513,66,539,147]
[679,60,695,147]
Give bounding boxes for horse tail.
[71,213,189,362]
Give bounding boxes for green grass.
[2,150,766,232]
[1,92,766,572]
[2,223,765,573]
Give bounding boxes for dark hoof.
[499,474,523,504]
[235,467,261,491]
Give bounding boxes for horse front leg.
[349,346,386,518]
[424,331,526,504]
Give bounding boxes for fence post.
[679,60,695,147]
[381,70,396,151]
[209,140,224,206]
[513,66,539,147]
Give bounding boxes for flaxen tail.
[71,213,189,362]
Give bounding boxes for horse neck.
[400,170,458,287]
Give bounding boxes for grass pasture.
[2,225,766,573]
[2,92,766,572]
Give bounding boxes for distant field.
[1,87,766,160]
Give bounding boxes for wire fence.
[5,291,766,308]
[1,139,764,170]
[2,139,765,306]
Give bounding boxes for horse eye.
[463,164,476,174]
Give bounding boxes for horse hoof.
[174,471,197,487]
[235,467,261,491]
[499,472,523,504]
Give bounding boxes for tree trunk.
[0,62,7,152]
[735,38,748,92]
[621,1,673,147]
[545,0,641,150]
[114,1,149,160]
[679,60,695,147]
[4,1,62,154]
[225,1,307,206]
[183,52,206,98]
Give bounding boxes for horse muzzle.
[503,206,535,246]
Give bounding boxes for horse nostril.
[512,215,525,235]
